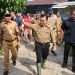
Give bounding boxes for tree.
[0,0,26,18]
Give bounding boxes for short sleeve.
[24,22,37,29]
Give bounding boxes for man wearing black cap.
[0,11,20,75]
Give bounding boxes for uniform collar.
[4,20,12,24]
[39,24,49,28]
[51,14,54,17]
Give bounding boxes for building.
[52,1,75,19]
[26,0,68,13]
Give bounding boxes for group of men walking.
[0,9,75,75]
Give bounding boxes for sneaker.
[3,71,8,75]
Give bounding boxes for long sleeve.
[23,21,37,29]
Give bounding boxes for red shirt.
[24,16,32,30]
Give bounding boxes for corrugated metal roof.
[26,0,68,6]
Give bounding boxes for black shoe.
[62,64,67,68]
[72,68,75,73]
[51,50,57,56]
[72,70,75,73]
[12,60,16,66]
[3,71,8,75]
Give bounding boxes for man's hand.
[17,41,20,47]
[21,32,24,37]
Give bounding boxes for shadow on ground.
[0,57,37,75]
[62,71,75,75]
[21,39,34,52]
[8,67,32,75]
[0,57,3,75]
[18,57,37,75]
[48,46,72,66]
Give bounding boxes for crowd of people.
[0,9,75,75]
[10,10,63,54]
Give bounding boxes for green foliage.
[0,0,26,18]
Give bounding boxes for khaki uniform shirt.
[0,21,19,41]
[32,18,40,37]
[24,22,55,43]
[56,17,62,30]
[32,18,40,24]
[48,14,57,29]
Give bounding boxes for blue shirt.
[12,16,22,30]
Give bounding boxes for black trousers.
[35,42,50,63]
[63,42,75,69]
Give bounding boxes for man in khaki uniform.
[23,16,55,75]
[0,11,20,75]
[32,12,41,51]
[32,12,41,24]
[48,12,57,56]
[56,11,63,45]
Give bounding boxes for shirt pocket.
[2,27,9,34]
[9,27,15,34]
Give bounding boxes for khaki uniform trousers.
[51,29,57,51]
[53,29,57,43]
[3,40,18,71]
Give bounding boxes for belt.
[35,41,49,45]
[3,38,17,42]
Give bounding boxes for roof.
[26,0,68,6]
[52,1,75,8]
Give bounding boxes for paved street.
[0,41,75,75]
